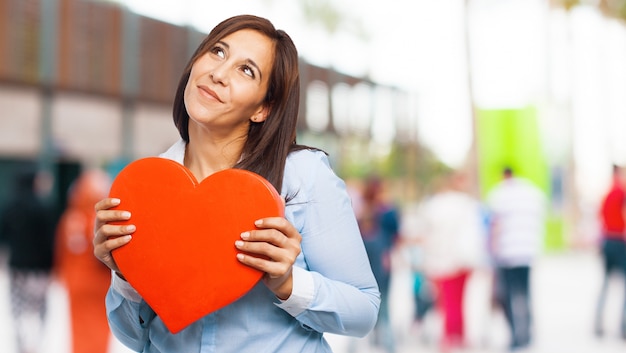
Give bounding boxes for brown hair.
[172,15,312,192]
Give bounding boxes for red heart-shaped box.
[108,157,283,333]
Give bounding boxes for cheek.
[183,82,197,117]
[183,77,193,104]
[236,87,266,114]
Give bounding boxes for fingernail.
[241,232,250,239]
[124,235,132,241]
[254,220,262,226]
[111,198,121,205]
[126,225,136,232]
[236,253,244,261]
[235,240,244,248]
[121,211,131,219]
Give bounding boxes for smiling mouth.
[198,85,223,103]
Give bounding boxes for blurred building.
[0,0,420,211]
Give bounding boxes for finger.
[98,234,132,253]
[253,217,301,242]
[94,210,131,234]
[240,230,302,261]
[253,216,289,229]
[236,231,300,264]
[93,235,131,272]
[94,224,136,244]
[94,237,131,262]
[95,197,120,212]
[236,251,291,278]
[96,209,131,224]
[242,229,289,247]
[236,237,277,258]
[93,216,133,260]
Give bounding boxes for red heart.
[108,157,283,333]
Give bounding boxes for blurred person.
[593,164,626,339]
[345,177,364,219]
[55,169,113,353]
[356,174,400,353]
[399,201,435,337]
[92,14,379,353]
[406,171,487,352]
[0,168,57,353]
[486,167,547,351]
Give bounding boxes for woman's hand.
[93,197,135,275]
[235,217,302,300]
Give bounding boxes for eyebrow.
[217,40,263,81]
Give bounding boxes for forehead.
[221,29,275,68]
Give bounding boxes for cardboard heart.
[108,157,283,333]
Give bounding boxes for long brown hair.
[172,15,311,192]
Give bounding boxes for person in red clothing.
[406,171,487,351]
[55,169,113,353]
[594,164,626,339]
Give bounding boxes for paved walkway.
[327,250,626,353]
[0,250,624,353]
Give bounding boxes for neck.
[184,136,246,182]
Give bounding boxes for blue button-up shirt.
[106,140,380,353]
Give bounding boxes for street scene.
[1,1,626,353]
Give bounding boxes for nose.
[209,63,228,85]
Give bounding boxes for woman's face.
[184,29,275,134]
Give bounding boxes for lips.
[198,85,223,103]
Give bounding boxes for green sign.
[477,106,564,251]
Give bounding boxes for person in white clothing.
[486,167,547,351]
[403,171,488,350]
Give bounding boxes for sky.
[110,0,626,205]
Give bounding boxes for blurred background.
[0,0,625,352]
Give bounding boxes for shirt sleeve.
[111,271,143,302]
[279,151,381,337]
[275,266,315,316]
[106,272,155,351]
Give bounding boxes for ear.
[250,104,270,123]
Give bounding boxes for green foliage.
[552,0,581,11]
[301,0,342,33]
[299,0,370,40]
[555,0,626,21]
[601,0,626,20]
[335,138,453,201]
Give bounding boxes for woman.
[93,15,380,353]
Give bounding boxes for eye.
[210,45,225,59]
[242,65,255,78]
